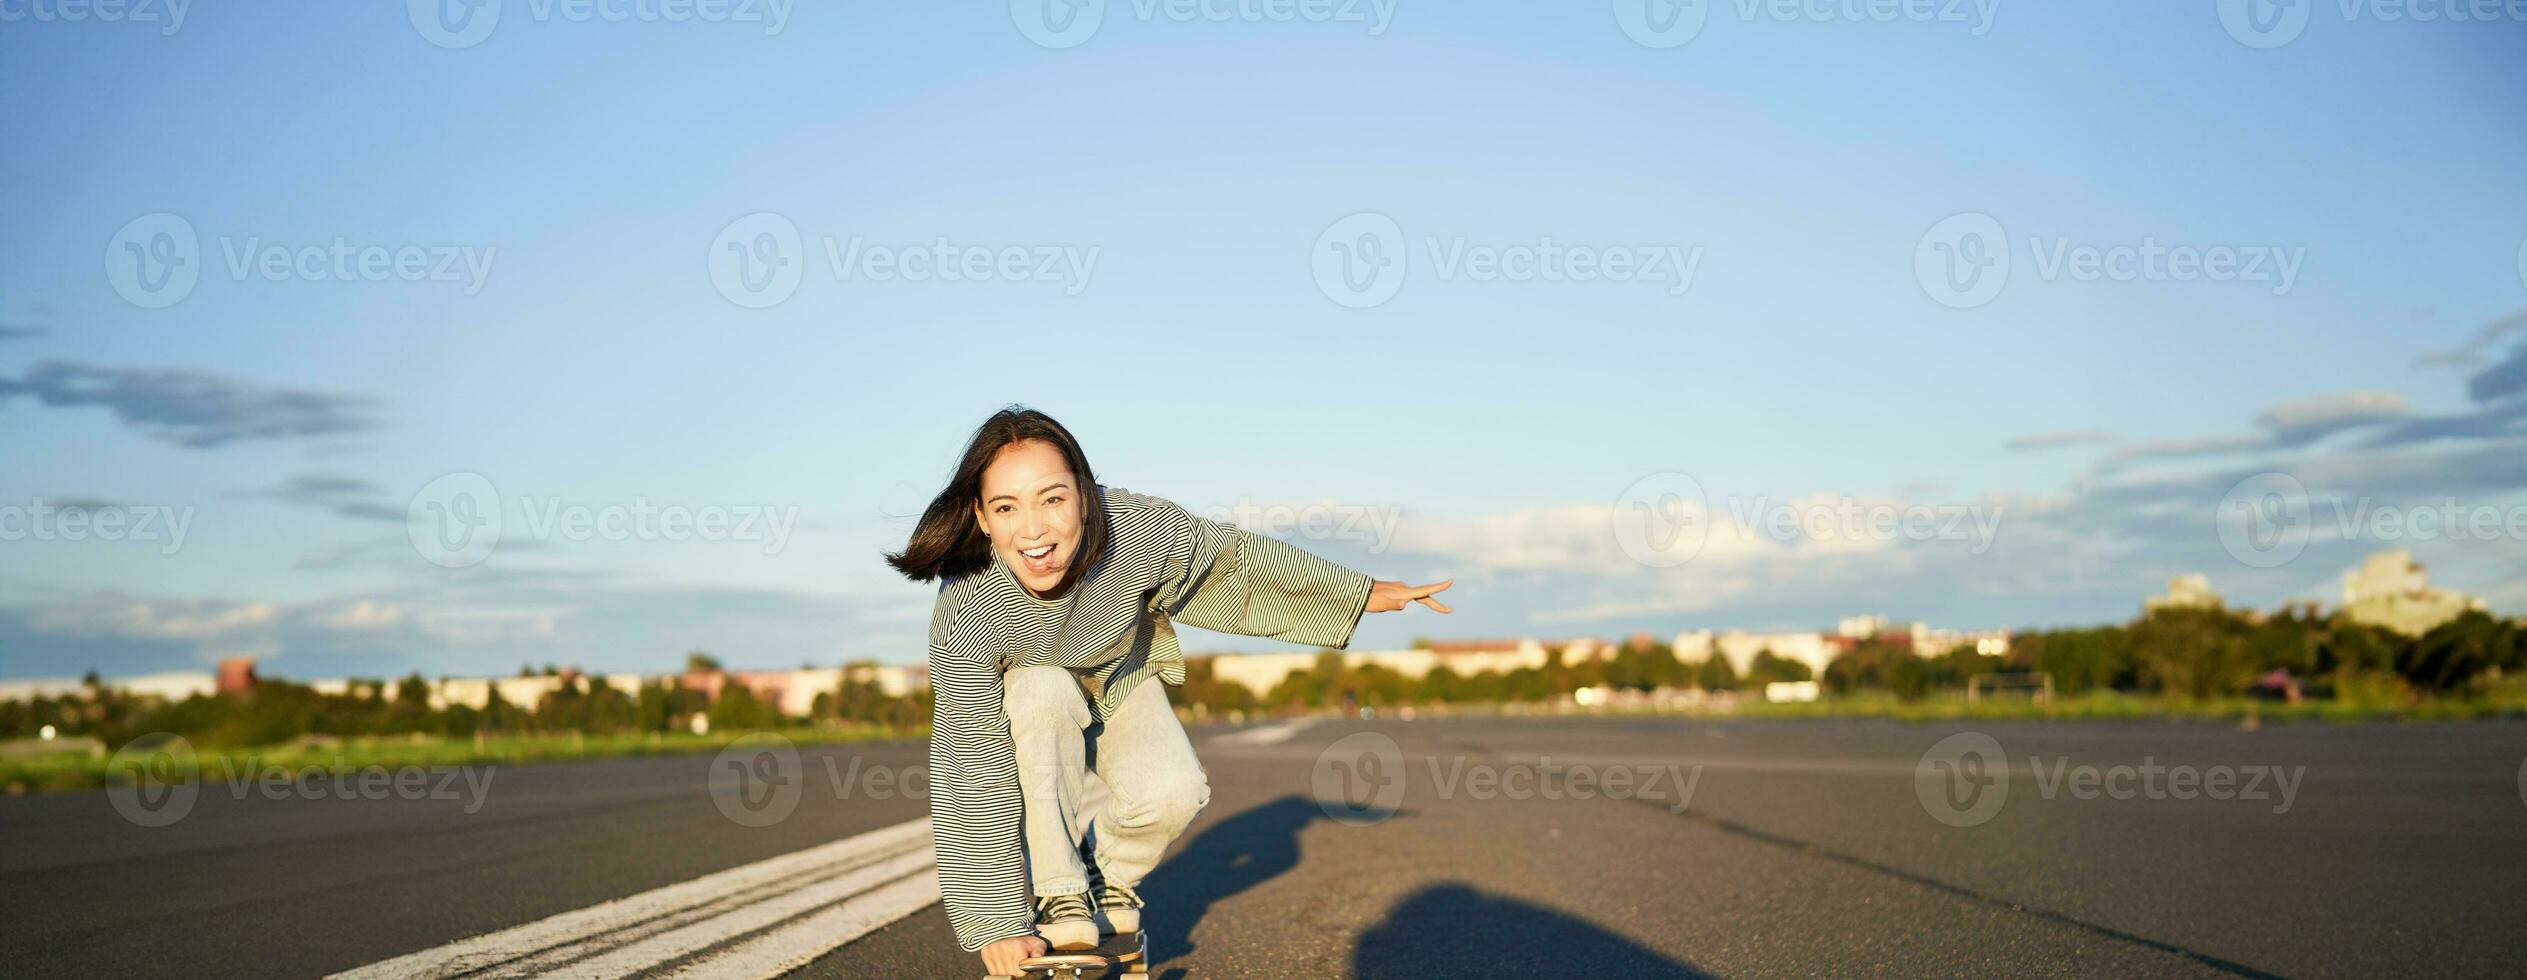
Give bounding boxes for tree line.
[1174,605,2527,714]
[0,653,932,749]
[9,605,2522,747]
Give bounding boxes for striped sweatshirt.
[926,485,1374,951]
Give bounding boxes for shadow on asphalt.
[1132,794,1703,978]
[1135,794,1331,968]
[1352,883,1713,979]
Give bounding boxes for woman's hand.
[1367,578,1454,614]
[981,934,1048,976]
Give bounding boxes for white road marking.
[662,869,941,978]
[1210,718,1316,747]
[328,817,937,980]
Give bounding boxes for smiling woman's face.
[973,438,1083,598]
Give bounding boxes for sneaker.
[1034,892,1098,951]
[1093,881,1144,937]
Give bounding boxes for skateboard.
[986,931,1147,979]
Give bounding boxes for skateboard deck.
[986,931,1147,979]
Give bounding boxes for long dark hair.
[885,406,1110,586]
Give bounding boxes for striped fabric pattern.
[925,485,1374,951]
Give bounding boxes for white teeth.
[1023,545,1053,559]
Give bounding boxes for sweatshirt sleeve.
[924,587,1036,952]
[1146,496,1376,649]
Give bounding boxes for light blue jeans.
[1002,666,1210,899]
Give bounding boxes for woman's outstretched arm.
[1149,495,1450,644]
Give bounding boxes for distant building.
[1198,638,1601,698]
[216,657,258,696]
[1673,630,1838,679]
[2143,574,2223,614]
[2342,550,2484,637]
[1906,623,2012,657]
[0,671,214,704]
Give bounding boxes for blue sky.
[3,2,2524,680]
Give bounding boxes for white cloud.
[27,594,280,640]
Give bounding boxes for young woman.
[886,407,1453,977]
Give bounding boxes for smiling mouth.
[1018,542,1060,572]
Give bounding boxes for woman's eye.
[1044,495,1064,507]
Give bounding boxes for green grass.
[2,724,922,796]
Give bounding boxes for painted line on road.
[1209,718,1316,747]
[329,817,938,980]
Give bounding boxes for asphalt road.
[7,716,2524,978]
